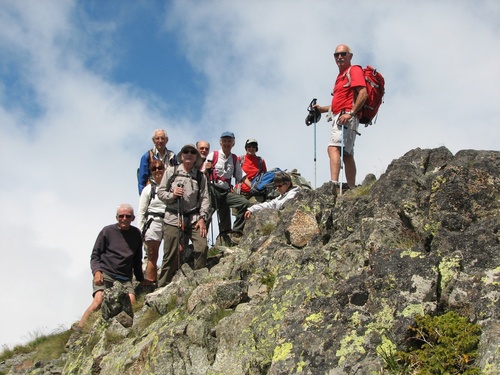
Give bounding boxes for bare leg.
[129,293,136,304]
[343,152,356,188]
[328,146,341,182]
[144,240,161,282]
[78,291,103,328]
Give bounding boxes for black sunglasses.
[334,52,348,58]
[183,150,197,155]
[151,166,164,172]
[117,214,132,219]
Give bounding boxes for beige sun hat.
[177,144,203,169]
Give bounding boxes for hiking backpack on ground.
[290,169,312,190]
[344,65,385,126]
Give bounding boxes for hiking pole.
[305,98,321,189]
[177,183,184,271]
[339,121,345,196]
[211,181,222,245]
[314,114,317,189]
[206,167,222,246]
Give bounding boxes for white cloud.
[0,0,499,348]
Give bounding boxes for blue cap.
[220,131,235,138]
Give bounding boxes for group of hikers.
[73,43,367,332]
[73,130,301,332]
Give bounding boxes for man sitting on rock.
[75,204,145,330]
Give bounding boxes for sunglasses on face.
[334,52,348,58]
[183,150,197,155]
[246,144,257,148]
[117,214,132,219]
[151,166,164,172]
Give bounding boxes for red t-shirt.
[331,65,366,115]
[238,154,267,193]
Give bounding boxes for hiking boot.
[329,181,351,195]
[230,231,243,245]
[136,280,157,295]
[329,181,339,196]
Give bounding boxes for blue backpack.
[250,168,282,199]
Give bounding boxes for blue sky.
[1,0,499,349]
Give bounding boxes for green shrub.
[382,311,482,374]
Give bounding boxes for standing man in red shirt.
[315,44,367,189]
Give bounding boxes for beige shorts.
[144,219,164,242]
[328,113,359,155]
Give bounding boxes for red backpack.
[345,65,385,126]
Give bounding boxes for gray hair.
[116,203,134,216]
[152,129,167,140]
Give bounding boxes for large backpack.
[250,168,282,199]
[344,65,385,126]
[290,169,312,190]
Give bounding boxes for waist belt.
[165,207,200,217]
[147,212,165,218]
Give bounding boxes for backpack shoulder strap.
[232,154,238,178]
[165,165,179,191]
[210,151,219,181]
[257,156,262,174]
[343,65,364,88]
[195,169,203,188]
[148,183,156,205]
[343,66,353,87]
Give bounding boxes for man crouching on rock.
[76,203,145,330]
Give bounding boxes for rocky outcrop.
[3,147,499,374]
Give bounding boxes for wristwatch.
[348,110,356,116]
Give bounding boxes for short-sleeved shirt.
[331,65,366,115]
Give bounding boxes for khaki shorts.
[328,113,359,155]
[92,272,135,297]
[144,219,164,242]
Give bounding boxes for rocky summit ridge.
[2,146,500,374]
